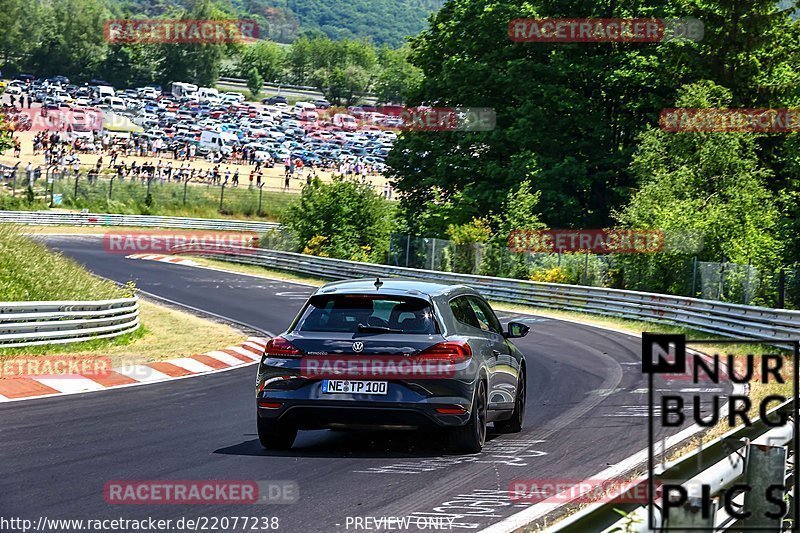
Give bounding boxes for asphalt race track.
[0,235,732,532]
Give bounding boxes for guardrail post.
[665,493,717,529]
[73,171,80,199]
[583,251,589,285]
[257,183,264,216]
[183,178,190,205]
[11,169,17,197]
[108,176,115,200]
[219,183,226,212]
[778,269,786,309]
[742,442,788,529]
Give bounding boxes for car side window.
[467,297,503,335]
[449,296,481,330]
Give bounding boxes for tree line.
[386,0,800,298]
[0,0,421,104]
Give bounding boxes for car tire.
[257,417,297,450]
[495,369,525,434]
[450,380,487,454]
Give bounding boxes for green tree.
[158,0,227,86]
[246,66,263,100]
[388,0,695,236]
[283,176,394,261]
[238,41,285,82]
[374,45,422,103]
[615,82,783,296]
[27,0,109,79]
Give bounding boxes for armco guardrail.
[170,245,800,342]
[218,77,378,100]
[0,296,140,348]
[0,211,281,233]
[547,399,796,532]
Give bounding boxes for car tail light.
[263,336,303,358]
[258,400,283,409]
[414,341,472,364]
[435,405,468,415]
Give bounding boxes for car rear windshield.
[294,295,438,334]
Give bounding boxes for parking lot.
[1,77,396,196]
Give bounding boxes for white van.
[197,87,219,101]
[199,130,239,156]
[172,82,198,99]
[105,97,127,113]
[294,101,316,114]
[333,113,358,131]
[96,86,115,99]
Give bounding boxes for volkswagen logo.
[352,341,364,353]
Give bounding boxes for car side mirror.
[505,321,530,339]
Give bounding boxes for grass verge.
[0,224,128,301]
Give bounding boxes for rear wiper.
[356,324,402,334]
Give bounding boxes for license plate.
[322,379,388,395]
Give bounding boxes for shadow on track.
[215,428,503,458]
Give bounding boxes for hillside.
[114,0,444,46]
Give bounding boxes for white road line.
[168,358,216,373]
[32,376,105,394]
[115,365,172,382]
[228,345,262,360]
[205,350,246,367]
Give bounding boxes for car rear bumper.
[256,378,475,429]
[257,398,472,429]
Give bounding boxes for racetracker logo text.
[104,480,298,504]
[300,356,459,379]
[104,19,259,44]
[508,18,703,43]
[103,231,259,255]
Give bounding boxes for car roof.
[313,278,475,299]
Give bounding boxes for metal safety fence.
[170,244,800,342]
[0,296,140,348]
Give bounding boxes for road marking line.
[228,345,261,360]
[31,376,105,394]
[205,350,249,366]
[168,357,216,373]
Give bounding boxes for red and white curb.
[0,337,267,403]
[126,253,198,266]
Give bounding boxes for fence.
[1,166,308,221]
[170,244,800,342]
[0,296,140,348]
[0,210,281,233]
[387,234,800,310]
[546,397,796,532]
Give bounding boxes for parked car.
[263,95,289,105]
